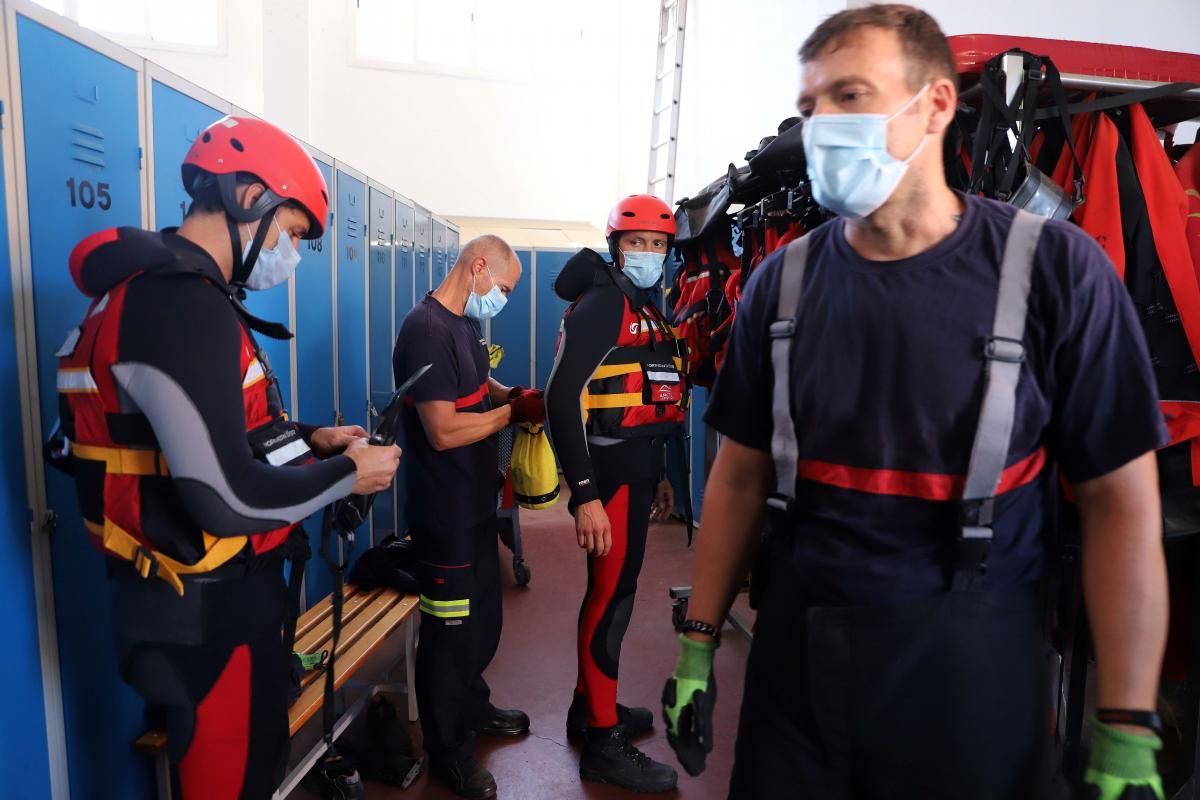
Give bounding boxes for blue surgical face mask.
[464,263,507,320]
[802,84,931,219]
[242,218,301,291]
[621,250,666,289]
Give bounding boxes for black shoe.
[300,753,365,799]
[567,693,654,741]
[475,706,531,736]
[580,725,678,793]
[432,758,498,799]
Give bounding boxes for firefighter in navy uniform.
[55,116,401,800]
[393,235,542,800]
[544,195,686,793]
[661,6,1169,800]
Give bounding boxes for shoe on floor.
[567,692,654,741]
[300,753,365,800]
[431,758,498,799]
[580,724,678,793]
[475,706,531,736]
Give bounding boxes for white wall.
[121,0,663,234]
[670,0,1200,203]
[129,2,265,115]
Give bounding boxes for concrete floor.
[298,486,753,799]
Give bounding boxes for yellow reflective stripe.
[72,443,169,476]
[57,368,99,394]
[85,518,247,597]
[419,594,470,618]
[585,392,643,410]
[242,360,266,389]
[591,363,640,380]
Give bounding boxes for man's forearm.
[1077,455,1168,718]
[684,445,769,640]
[429,405,513,451]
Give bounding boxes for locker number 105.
[66,178,112,211]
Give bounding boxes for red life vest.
[57,250,303,596]
[576,296,688,440]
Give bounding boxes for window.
[354,0,539,80]
[32,0,222,50]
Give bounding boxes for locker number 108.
[66,178,113,211]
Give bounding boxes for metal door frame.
[4,3,150,796]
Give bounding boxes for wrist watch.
[681,619,721,645]
[1097,708,1163,735]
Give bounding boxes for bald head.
[456,234,522,293]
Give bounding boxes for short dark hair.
[798,4,957,91]
[184,171,261,217]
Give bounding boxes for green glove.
[1083,717,1164,800]
[662,634,717,777]
[295,650,328,671]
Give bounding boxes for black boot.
[431,758,498,799]
[300,753,365,799]
[475,706,531,737]
[567,693,654,740]
[580,725,678,793]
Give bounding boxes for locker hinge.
[40,509,59,537]
[138,146,143,169]
[0,100,5,130]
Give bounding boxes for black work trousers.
[730,543,1059,800]
[413,514,503,768]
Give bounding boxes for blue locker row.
[0,3,461,797]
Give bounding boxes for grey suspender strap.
[765,234,811,512]
[953,208,1046,591]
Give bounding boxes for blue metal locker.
[296,154,337,606]
[490,248,532,389]
[534,249,574,388]
[392,198,415,535]
[334,165,368,552]
[149,78,225,229]
[0,86,53,796]
[394,198,415,316]
[367,183,395,544]
[447,225,460,264]
[414,205,431,294]
[16,13,149,797]
[432,218,447,285]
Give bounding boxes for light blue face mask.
[802,84,930,219]
[464,263,507,320]
[621,250,667,289]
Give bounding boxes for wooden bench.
[134,585,420,799]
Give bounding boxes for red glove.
[508,386,543,401]
[509,391,545,424]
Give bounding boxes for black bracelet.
[681,619,721,644]
[1097,708,1163,735]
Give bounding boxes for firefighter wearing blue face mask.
[392,234,542,799]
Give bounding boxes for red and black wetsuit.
[58,227,356,799]
[545,251,687,729]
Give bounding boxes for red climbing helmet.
[181,116,328,239]
[606,194,677,239]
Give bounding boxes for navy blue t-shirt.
[705,194,1168,606]
[394,294,498,532]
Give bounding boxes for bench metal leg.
[155,751,172,800]
[406,614,419,722]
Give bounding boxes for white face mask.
[242,218,301,291]
[802,83,931,219]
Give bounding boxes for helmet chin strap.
[228,211,275,291]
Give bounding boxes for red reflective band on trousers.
[178,643,251,799]
[797,447,1047,500]
[455,383,488,409]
